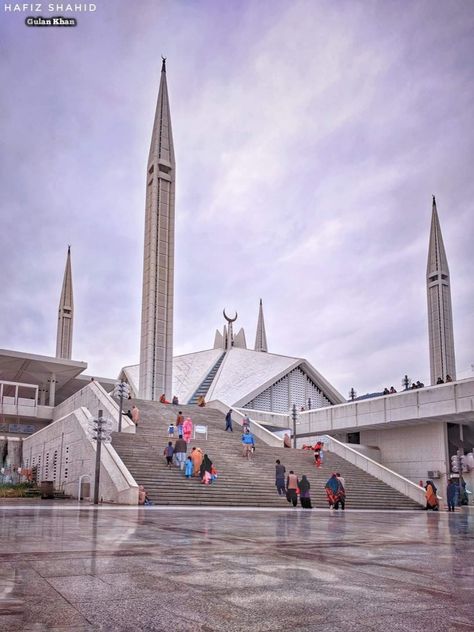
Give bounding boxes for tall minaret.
[254,299,268,352]
[427,196,456,384]
[139,57,175,400]
[56,246,74,359]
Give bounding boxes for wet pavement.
[0,504,472,631]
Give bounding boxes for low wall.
[207,400,284,448]
[53,381,135,434]
[22,407,138,504]
[359,423,449,489]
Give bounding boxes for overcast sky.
[1,0,473,397]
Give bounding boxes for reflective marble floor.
[0,504,472,631]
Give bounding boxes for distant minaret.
[427,196,456,384]
[254,299,268,352]
[139,57,175,400]
[56,246,74,359]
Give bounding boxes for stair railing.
[206,399,284,448]
[317,434,429,506]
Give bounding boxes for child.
[185,456,193,478]
[202,470,212,485]
[163,441,174,468]
[167,422,175,438]
[210,465,218,482]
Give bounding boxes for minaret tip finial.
[161,55,167,72]
[432,194,436,205]
[67,244,71,254]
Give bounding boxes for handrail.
[318,434,430,505]
[53,381,135,434]
[206,399,284,447]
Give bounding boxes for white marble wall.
[23,407,138,504]
[359,423,448,488]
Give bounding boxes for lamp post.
[113,382,130,433]
[291,404,297,449]
[402,375,410,391]
[349,388,357,401]
[87,409,113,505]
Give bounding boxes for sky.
[1,0,473,397]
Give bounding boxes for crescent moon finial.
[223,308,238,323]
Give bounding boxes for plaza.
[0,503,472,632]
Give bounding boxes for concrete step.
[111,398,422,510]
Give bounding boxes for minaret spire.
[426,196,456,384]
[254,298,268,352]
[139,59,175,400]
[56,245,74,359]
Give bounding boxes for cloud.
[0,0,473,396]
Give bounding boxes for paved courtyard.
[0,503,472,632]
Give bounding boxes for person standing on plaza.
[325,473,344,510]
[275,460,286,496]
[286,471,298,507]
[241,428,255,458]
[225,410,233,432]
[334,473,346,510]
[131,405,140,426]
[298,475,312,509]
[174,435,187,470]
[446,478,458,512]
[425,480,439,510]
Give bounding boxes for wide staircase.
[112,400,421,509]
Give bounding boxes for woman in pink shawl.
[182,417,193,443]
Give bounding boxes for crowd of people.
[275,459,346,510]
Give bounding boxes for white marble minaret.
[139,58,175,400]
[427,196,456,384]
[254,299,268,352]
[56,246,74,359]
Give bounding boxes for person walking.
[241,428,255,459]
[199,454,213,481]
[446,478,458,512]
[184,456,193,479]
[131,405,140,426]
[182,417,193,444]
[314,442,322,468]
[286,471,298,507]
[298,475,312,509]
[275,460,286,496]
[225,410,233,432]
[163,441,174,469]
[174,435,187,471]
[191,446,203,477]
[242,415,251,431]
[176,411,184,434]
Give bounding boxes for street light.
[291,404,298,449]
[87,409,113,505]
[349,387,357,401]
[402,375,410,391]
[113,381,130,433]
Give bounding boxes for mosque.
[0,60,472,501]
